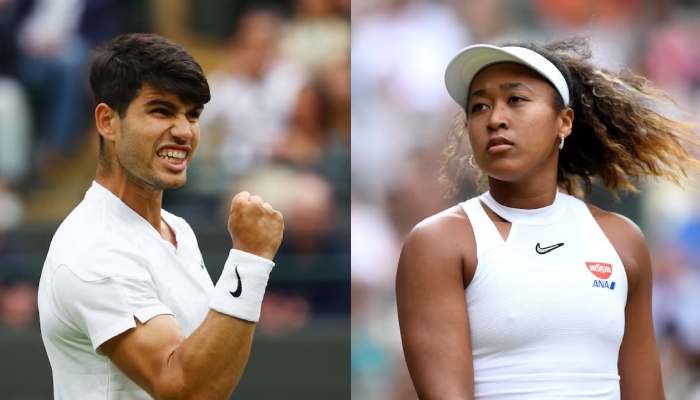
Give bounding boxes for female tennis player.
[396,37,700,400]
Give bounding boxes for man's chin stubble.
[119,160,186,192]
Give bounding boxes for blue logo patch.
[592,280,615,290]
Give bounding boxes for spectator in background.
[450,0,509,43]
[531,0,641,72]
[278,0,350,74]
[272,83,328,168]
[316,59,351,206]
[0,0,32,195]
[0,178,30,328]
[318,58,350,140]
[16,0,90,170]
[0,79,32,192]
[653,216,700,398]
[271,74,351,205]
[351,0,468,205]
[0,277,37,329]
[1,0,128,194]
[280,173,339,256]
[0,1,33,327]
[198,8,307,184]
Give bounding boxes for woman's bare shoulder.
[585,203,648,290]
[399,205,476,282]
[585,203,646,243]
[405,205,473,249]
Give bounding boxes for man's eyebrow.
[145,99,177,110]
[470,82,535,98]
[145,99,203,115]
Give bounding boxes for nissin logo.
[585,262,612,279]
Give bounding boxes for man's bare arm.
[102,191,283,399]
[101,311,254,399]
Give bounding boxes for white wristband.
[209,249,275,322]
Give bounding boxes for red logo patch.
[585,262,613,279]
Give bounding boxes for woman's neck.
[487,176,558,210]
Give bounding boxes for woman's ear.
[559,108,574,139]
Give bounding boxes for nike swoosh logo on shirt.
[229,266,242,298]
[535,242,564,254]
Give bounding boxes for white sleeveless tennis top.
[459,191,628,400]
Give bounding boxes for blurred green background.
[351,0,700,399]
[0,0,350,398]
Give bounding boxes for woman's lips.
[487,144,514,154]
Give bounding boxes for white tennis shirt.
[38,181,215,399]
[460,191,628,399]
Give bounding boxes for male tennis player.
[37,33,284,399]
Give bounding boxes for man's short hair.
[90,33,211,118]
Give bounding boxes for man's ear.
[95,103,119,144]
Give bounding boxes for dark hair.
[90,33,211,151]
[441,36,700,198]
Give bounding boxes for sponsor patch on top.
[585,262,612,279]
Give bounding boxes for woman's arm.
[396,209,475,400]
[591,207,665,400]
[617,222,665,399]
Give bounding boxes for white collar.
[478,190,565,225]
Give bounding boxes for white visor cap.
[444,44,570,109]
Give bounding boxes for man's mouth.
[157,148,188,164]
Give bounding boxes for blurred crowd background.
[351,0,700,399]
[0,0,349,398]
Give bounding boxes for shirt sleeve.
[51,263,173,354]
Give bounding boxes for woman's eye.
[509,96,524,103]
[471,103,487,112]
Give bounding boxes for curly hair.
[440,36,700,199]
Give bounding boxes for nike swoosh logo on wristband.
[229,266,242,298]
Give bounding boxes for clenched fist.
[228,192,284,261]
